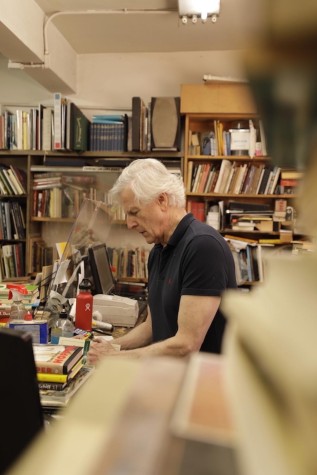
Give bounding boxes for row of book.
[0,200,26,240]
[187,161,302,196]
[0,107,39,151]
[0,242,25,280]
[0,95,181,153]
[0,96,90,152]
[89,115,128,152]
[0,164,27,196]
[189,119,266,158]
[33,186,98,219]
[107,246,150,280]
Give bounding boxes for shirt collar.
[167,213,195,247]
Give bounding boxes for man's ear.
[157,193,169,210]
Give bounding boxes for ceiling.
[33,0,265,54]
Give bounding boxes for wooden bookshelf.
[181,82,302,285]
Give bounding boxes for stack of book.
[224,201,275,233]
[33,343,93,409]
[278,170,304,194]
[89,114,128,152]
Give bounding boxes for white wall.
[0,50,246,111]
[73,50,246,115]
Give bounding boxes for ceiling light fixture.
[178,0,220,24]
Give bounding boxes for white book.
[42,107,53,151]
[15,109,23,150]
[248,119,256,158]
[214,159,231,193]
[223,163,236,194]
[233,163,248,194]
[6,169,23,195]
[259,120,267,156]
[53,92,62,150]
[268,167,281,195]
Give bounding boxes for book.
[36,357,84,382]
[38,380,67,391]
[258,165,274,194]
[53,92,63,150]
[131,96,147,151]
[266,166,281,195]
[39,365,94,408]
[9,165,27,194]
[280,170,304,180]
[42,106,53,150]
[214,160,232,193]
[33,344,84,374]
[67,102,90,152]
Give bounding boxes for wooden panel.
[181,83,258,115]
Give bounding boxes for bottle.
[51,306,75,344]
[24,310,33,321]
[75,279,93,331]
[7,284,28,321]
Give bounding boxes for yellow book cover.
[37,358,84,383]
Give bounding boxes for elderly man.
[88,158,236,363]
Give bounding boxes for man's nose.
[126,215,137,229]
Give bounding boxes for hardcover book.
[131,96,147,151]
[33,344,84,375]
[66,102,90,152]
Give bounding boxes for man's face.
[120,187,167,245]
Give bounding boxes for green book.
[67,102,90,152]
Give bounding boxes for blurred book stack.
[33,343,93,409]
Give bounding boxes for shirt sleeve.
[180,235,230,297]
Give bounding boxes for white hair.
[109,158,186,207]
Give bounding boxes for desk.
[6,353,239,475]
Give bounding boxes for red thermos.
[75,278,93,330]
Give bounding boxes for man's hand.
[87,337,120,365]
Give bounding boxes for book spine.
[37,372,68,383]
[38,381,67,391]
[53,92,62,150]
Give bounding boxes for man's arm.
[87,294,220,363]
[87,310,153,364]
[122,294,221,357]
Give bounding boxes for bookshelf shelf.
[186,192,298,199]
[31,217,76,223]
[187,155,270,161]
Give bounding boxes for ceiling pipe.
[43,9,177,56]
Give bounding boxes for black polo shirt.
[147,213,237,353]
